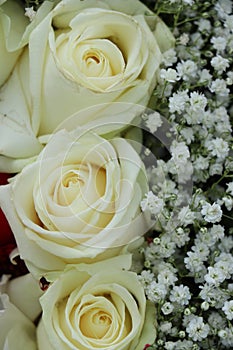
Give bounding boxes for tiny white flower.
[137,270,154,288]
[177,60,198,81]
[193,155,209,171]
[208,311,226,330]
[226,181,233,195]
[201,202,222,223]
[209,162,223,176]
[211,55,230,74]
[184,251,206,273]
[180,127,194,144]
[158,269,178,286]
[146,281,167,303]
[162,48,178,67]
[160,68,180,82]
[172,227,190,247]
[169,90,189,114]
[25,7,36,21]
[145,112,163,133]
[219,327,233,347]
[215,0,233,18]
[218,236,233,253]
[178,33,189,45]
[224,15,233,32]
[209,224,225,241]
[206,137,229,160]
[222,300,233,320]
[170,141,190,165]
[199,69,212,83]
[222,196,233,211]
[186,316,210,341]
[169,284,191,306]
[204,266,226,286]
[196,19,211,32]
[209,79,230,96]
[178,206,196,226]
[189,91,207,112]
[211,36,227,52]
[162,302,174,315]
[160,321,173,334]
[140,191,164,215]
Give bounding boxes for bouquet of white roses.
[0,0,232,349]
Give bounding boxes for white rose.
[0,273,43,350]
[0,128,150,280]
[0,0,174,172]
[37,255,157,350]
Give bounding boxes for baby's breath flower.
[189,91,207,113]
[169,284,191,306]
[186,316,210,341]
[224,14,233,32]
[160,68,180,83]
[169,90,189,114]
[210,55,230,74]
[162,48,177,67]
[178,33,189,45]
[209,78,230,96]
[170,141,190,165]
[201,202,223,223]
[196,18,212,33]
[204,266,226,286]
[199,69,212,83]
[24,6,36,21]
[219,327,233,347]
[146,281,168,303]
[145,112,163,133]
[211,36,227,52]
[177,60,198,81]
[206,137,229,160]
[162,302,174,315]
[184,251,206,274]
[226,181,233,195]
[140,191,164,216]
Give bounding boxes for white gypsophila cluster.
[136,0,233,348]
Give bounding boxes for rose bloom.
[0,256,156,350]
[37,255,157,350]
[0,0,174,172]
[0,128,150,280]
[0,273,43,350]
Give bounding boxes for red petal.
[0,173,16,246]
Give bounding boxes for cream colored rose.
[37,255,157,350]
[0,0,174,172]
[0,128,150,280]
[0,273,43,350]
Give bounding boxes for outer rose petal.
[4,273,43,321]
[0,294,37,350]
[0,0,55,86]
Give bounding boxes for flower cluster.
[0,0,232,349]
[0,0,176,348]
[137,0,233,349]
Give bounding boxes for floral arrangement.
[0,0,232,349]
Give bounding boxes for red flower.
[0,173,20,276]
[0,173,15,246]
